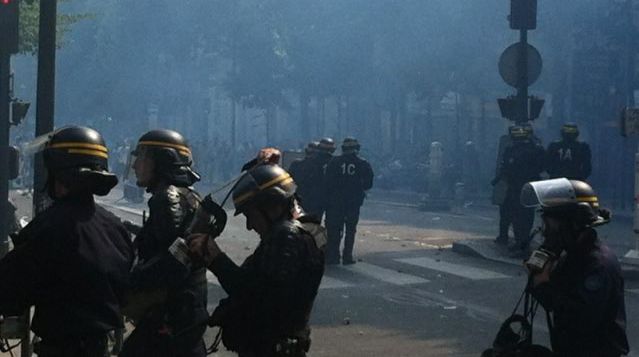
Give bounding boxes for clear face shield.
[520,178,576,209]
[521,178,580,267]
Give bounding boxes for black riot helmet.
[43,126,118,197]
[232,164,296,216]
[305,141,319,157]
[521,178,609,229]
[318,137,336,154]
[561,122,579,141]
[132,129,200,187]
[342,137,361,154]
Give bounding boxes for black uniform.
[494,134,514,241]
[121,185,208,357]
[289,158,313,210]
[208,219,325,357]
[531,231,629,357]
[546,140,592,180]
[325,153,374,263]
[302,152,332,218]
[498,140,545,249]
[0,196,133,356]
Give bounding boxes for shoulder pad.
[178,186,201,209]
[298,221,327,249]
[271,219,300,237]
[148,185,181,209]
[155,185,181,201]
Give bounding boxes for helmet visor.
[23,130,57,156]
[520,178,576,208]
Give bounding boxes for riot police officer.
[325,137,374,265]
[546,123,592,180]
[187,163,325,357]
[0,126,134,356]
[120,129,208,357]
[289,141,318,210]
[521,178,629,357]
[301,138,335,218]
[493,126,515,244]
[494,126,545,256]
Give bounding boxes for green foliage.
[18,0,89,54]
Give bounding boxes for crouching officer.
[0,126,134,356]
[521,178,629,357]
[546,123,592,180]
[120,130,208,357]
[188,163,325,357]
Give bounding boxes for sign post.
[497,0,543,123]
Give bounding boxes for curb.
[453,239,639,280]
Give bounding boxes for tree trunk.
[389,102,397,154]
[300,92,310,140]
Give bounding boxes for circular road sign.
[498,42,543,88]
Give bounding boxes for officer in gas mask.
[546,123,592,180]
[0,126,134,356]
[521,178,629,357]
[120,129,208,357]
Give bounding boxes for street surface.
[6,188,639,356]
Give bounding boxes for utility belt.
[33,333,109,357]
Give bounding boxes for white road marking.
[341,262,430,285]
[320,276,354,289]
[208,268,353,290]
[395,257,510,280]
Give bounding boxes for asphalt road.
[5,188,639,356]
[94,189,639,357]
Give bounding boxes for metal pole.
[33,0,57,215]
[518,28,529,123]
[0,49,11,258]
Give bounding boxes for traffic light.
[0,0,19,54]
[10,100,29,125]
[509,0,537,30]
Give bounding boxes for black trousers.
[326,204,361,262]
[498,203,513,239]
[503,193,535,248]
